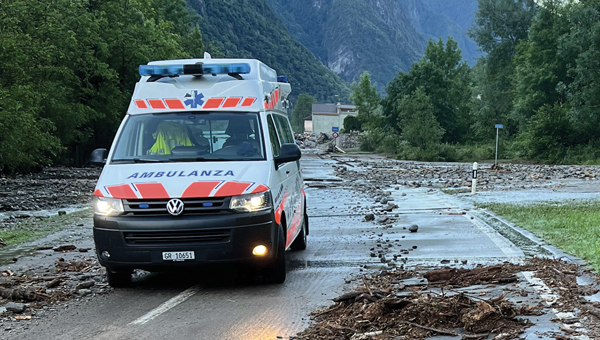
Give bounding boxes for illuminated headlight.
[94,197,124,216]
[229,191,272,212]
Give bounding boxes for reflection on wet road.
[7,153,540,340]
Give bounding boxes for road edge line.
[129,285,201,325]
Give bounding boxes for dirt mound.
[294,258,600,340]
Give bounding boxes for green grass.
[482,201,600,271]
[0,208,92,246]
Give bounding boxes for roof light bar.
[139,63,251,77]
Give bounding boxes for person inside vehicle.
[223,118,259,154]
[148,121,194,155]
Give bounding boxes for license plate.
[162,251,195,261]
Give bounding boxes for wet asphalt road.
[5,154,550,340]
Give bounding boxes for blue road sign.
[332,126,339,132]
[495,124,504,129]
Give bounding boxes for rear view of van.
[90,55,308,286]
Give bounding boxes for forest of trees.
[351,0,600,164]
[0,0,204,174]
[3,0,600,174]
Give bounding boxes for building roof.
[312,103,337,114]
[304,115,312,121]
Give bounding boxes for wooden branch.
[362,275,373,296]
[399,321,457,336]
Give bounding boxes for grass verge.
[0,208,92,246]
[481,201,600,272]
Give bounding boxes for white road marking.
[465,213,524,260]
[129,286,201,325]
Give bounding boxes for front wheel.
[290,214,308,251]
[106,269,132,288]
[265,227,286,283]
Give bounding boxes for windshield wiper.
[133,158,166,163]
[169,157,234,162]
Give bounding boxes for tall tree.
[512,0,571,131]
[384,38,471,143]
[398,87,444,150]
[291,94,316,133]
[468,0,536,138]
[350,71,381,121]
[560,0,600,142]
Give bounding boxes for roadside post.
[332,127,339,152]
[472,162,478,195]
[495,124,503,167]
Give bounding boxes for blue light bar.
[139,63,251,77]
[139,65,184,76]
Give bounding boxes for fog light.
[252,245,268,256]
[101,251,111,259]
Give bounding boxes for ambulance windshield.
[111,112,266,163]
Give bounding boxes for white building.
[304,115,313,134]
[311,103,358,135]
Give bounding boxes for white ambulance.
[90,54,307,286]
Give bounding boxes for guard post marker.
[471,162,478,195]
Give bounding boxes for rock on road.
[1,153,575,340]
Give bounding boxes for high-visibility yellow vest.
[148,122,193,155]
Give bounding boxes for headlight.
[94,197,124,216]
[229,191,272,212]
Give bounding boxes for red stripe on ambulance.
[251,184,269,193]
[94,189,104,197]
[106,184,138,199]
[164,99,185,110]
[222,97,242,108]
[148,99,166,109]
[213,182,253,197]
[134,183,169,199]
[241,98,256,107]
[135,100,148,109]
[181,181,223,198]
[203,98,224,109]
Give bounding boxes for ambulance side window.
[267,115,280,157]
[273,115,294,144]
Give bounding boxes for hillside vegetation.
[188,0,351,103]
[267,0,479,88]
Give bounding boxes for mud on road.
[0,156,600,339]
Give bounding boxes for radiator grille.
[123,198,229,216]
[123,229,231,245]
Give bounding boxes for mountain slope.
[266,0,480,89]
[404,0,481,64]
[186,0,350,102]
[266,0,426,88]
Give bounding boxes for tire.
[290,214,308,251]
[106,269,132,288]
[265,227,286,284]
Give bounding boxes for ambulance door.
[270,114,301,247]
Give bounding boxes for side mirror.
[90,148,107,167]
[275,143,301,167]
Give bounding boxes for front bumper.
[93,209,277,272]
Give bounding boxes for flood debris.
[294,258,600,340]
[53,244,77,252]
[0,256,106,322]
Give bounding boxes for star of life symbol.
[166,199,184,216]
[184,91,205,108]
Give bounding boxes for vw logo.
[166,199,184,216]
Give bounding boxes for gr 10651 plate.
[162,251,195,261]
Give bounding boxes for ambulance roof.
[128,56,290,115]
